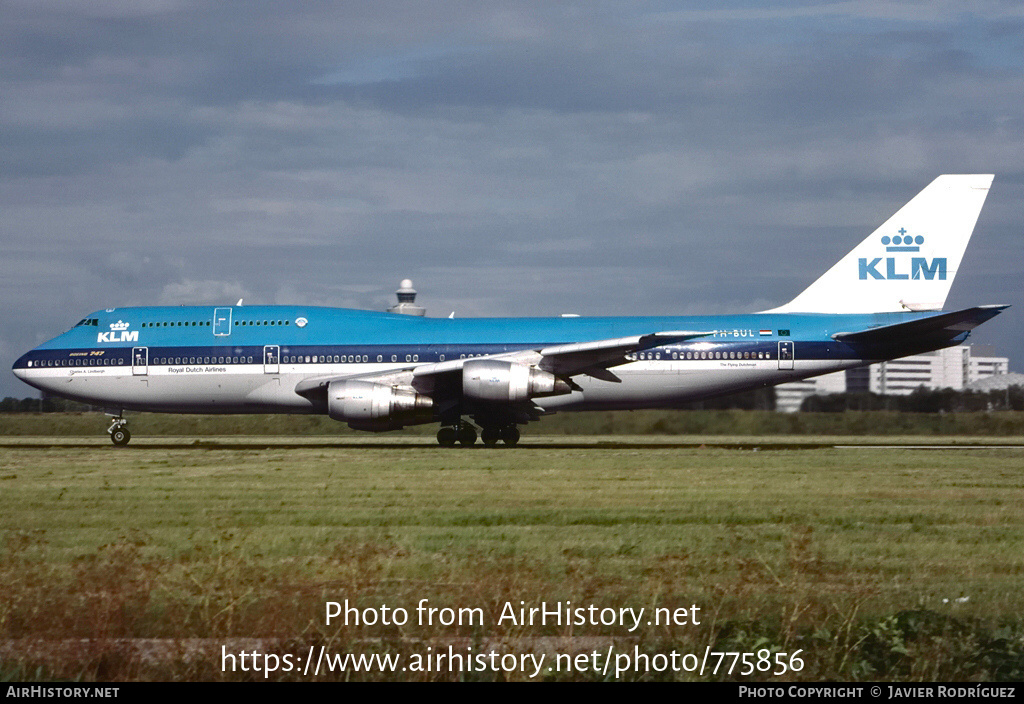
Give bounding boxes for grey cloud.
[158,279,250,306]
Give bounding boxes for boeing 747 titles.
[13,175,1007,446]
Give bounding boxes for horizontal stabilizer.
[831,305,1009,344]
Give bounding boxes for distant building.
[774,345,1011,412]
[849,345,1009,395]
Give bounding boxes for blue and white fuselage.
[9,175,1009,445]
[11,306,950,412]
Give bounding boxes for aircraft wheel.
[458,424,478,446]
[111,428,131,447]
[500,426,520,446]
[481,428,500,446]
[437,426,457,447]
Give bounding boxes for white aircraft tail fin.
[766,174,993,314]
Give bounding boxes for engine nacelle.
[462,359,571,403]
[327,380,433,425]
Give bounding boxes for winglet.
[767,175,993,314]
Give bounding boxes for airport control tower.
[387,279,426,316]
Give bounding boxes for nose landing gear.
[107,416,131,447]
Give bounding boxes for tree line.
[0,396,96,412]
[800,386,1024,413]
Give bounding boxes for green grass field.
[2,433,1024,681]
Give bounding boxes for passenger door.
[264,345,280,374]
[778,341,794,370]
[132,347,148,376]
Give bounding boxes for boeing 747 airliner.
[12,175,1007,446]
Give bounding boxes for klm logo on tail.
[858,231,946,281]
[97,320,139,343]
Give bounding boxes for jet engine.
[462,359,571,402]
[327,380,433,426]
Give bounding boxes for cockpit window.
[74,318,99,327]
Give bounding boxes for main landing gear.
[481,425,520,446]
[436,423,475,447]
[436,422,520,447]
[107,416,131,447]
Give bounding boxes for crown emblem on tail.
[882,228,924,252]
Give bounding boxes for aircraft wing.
[294,329,713,397]
[535,330,714,376]
[409,329,715,381]
[831,305,1009,344]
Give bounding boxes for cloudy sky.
[3,1,1023,399]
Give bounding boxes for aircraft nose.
[12,353,30,381]
[11,351,51,392]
